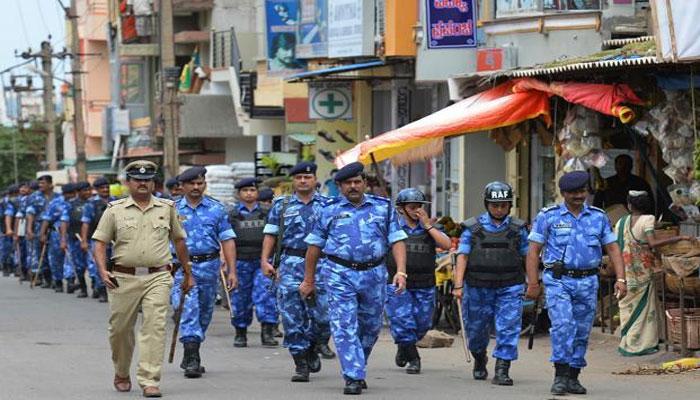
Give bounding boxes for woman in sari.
[615,191,691,356]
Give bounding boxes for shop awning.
[287,133,316,145]
[285,60,400,82]
[336,78,644,167]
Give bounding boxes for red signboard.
[477,48,504,72]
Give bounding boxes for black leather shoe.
[395,345,408,367]
[307,347,321,373]
[233,328,247,348]
[183,343,203,379]
[343,379,363,395]
[551,363,570,395]
[567,367,587,394]
[471,351,488,380]
[316,341,336,359]
[492,359,513,386]
[291,353,310,382]
[273,324,283,338]
[405,344,421,374]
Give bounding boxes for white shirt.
[127,0,153,15]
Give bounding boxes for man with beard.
[59,182,93,297]
[301,162,408,395]
[452,182,529,386]
[526,170,627,396]
[261,162,329,383]
[26,175,58,287]
[40,183,77,292]
[92,160,192,397]
[81,177,116,301]
[171,166,238,379]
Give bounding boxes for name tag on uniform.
[283,210,299,218]
[239,220,265,229]
[553,222,572,230]
[407,243,432,253]
[331,213,352,222]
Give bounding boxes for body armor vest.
[68,198,86,236]
[88,198,109,238]
[387,230,436,289]
[229,204,268,260]
[462,217,525,288]
[0,201,5,233]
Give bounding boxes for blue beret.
[61,183,76,194]
[178,166,207,183]
[258,187,274,201]
[334,162,364,182]
[37,174,53,183]
[288,161,317,176]
[8,184,19,194]
[235,177,257,190]
[92,177,109,188]
[76,181,91,191]
[558,171,589,192]
[29,181,39,190]
[165,177,179,189]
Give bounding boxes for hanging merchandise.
[557,106,607,173]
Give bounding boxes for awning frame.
[285,59,412,83]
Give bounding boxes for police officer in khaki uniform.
[92,160,193,398]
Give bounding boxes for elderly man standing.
[92,160,193,398]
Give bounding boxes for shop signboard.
[652,0,700,62]
[328,0,373,58]
[297,0,328,59]
[425,0,477,49]
[265,0,307,75]
[476,48,503,71]
[309,82,353,120]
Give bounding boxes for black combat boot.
[307,346,321,373]
[315,337,336,359]
[66,278,76,294]
[291,353,310,382]
[551,363,570,395]
[91,278,100,298]
[472,351,488,380]
[76,275,88,298]
[343,378,363,395]
[98,287,108,303]
[273,323,283,338]
[395,344,408,367]
[3,263,11,276]
[183,342,203,378]
[405,344,421,375]
[54,280,63,293]
[261,323,279,347]
[492,358,513,386]
[41,270,52,288]
[233,327,247,348]
[567,367,587,394]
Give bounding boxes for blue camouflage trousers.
[311,262,331,342]
[325,262,387,381]
[231,259,278,328]
[385,286,435,345]
[462,283,525,361]
[64,238,87,279]
[171,260,220,343]
[47,231,64,281]
[17,238,28,273]
[1,236,13,266]
[544,271,598,368]
[86,240,108,289]
[28,237,48,274]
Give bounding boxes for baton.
[456,298,472,364]
[15,240,23,284]
[219,268,235,320]
[527,295,542,350]
[30,242,48,289]
[168,287,187,363]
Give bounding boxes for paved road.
[0,276,698,400]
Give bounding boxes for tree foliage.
[0,125,45,189]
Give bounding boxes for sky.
[0,0,66,123]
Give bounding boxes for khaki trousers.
[108,271,173,388]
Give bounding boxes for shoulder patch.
[155,197,175,207]
[108,198,127,207]
[366,194,390,203]
[542,205,559,212]
[589,206,606,214]
[322,197,342,206]
[510,217,526,227]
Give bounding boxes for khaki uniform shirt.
[92,195,186,268]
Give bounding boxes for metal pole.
[41,41,57,169]
[70,0,87,181]
[160,0,178,178]
[13,91,21,183]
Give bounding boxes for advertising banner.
[297,0,328,58]
[266,0,307,74]
[425,0,477,49]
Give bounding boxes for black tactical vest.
[0,200,5,234]
[386,230,436,289]
[229,204,268,260]
[68,198,86,236]
[88,198,109,238]
[462,217,525,288]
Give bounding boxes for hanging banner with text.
[425,0,477,49]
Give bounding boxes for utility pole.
[69,0,87,180]
[40,41,58,170]
[160,0,179,178]
[8,75,37,183]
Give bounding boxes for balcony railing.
[496,0,601,19]
[211,28,242,78]
[120,13,160,45]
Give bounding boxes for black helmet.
[395,188,430,206]
[484,181,513,203]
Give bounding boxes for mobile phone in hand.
[109,275,119,288]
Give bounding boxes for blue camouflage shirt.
[4,196,17,218]
[14,194,29,218]
[41,195,68,230]
[26,191,58,231]
[305,194,408,263]
[458,213,529,256]
[176,195,236,255]
[528,203,616,269]
[264,192,328,250]
[81,195,117,224]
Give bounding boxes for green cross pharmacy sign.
[309,83,352,120]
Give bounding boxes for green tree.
[0,124,46,189]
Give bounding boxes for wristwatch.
[616,278,627,284]
[396,272,408,278]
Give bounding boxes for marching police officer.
[260,161,328,383]
[257,187,274,206]
[228,177,279,348]
[526,171,627,395]
[386,188,451,375]
[13,182,36,281]
[60,182,92,297]
[165,177,183,201]
[452,182,529,386]
[3,184,20,276]
[301,162,408,395]
[40,183,77,292]
[80,177,115,301]
[26,175,58,288]
[171,166,238,379]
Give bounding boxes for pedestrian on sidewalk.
[301,161,408,395]
[526,170,627,396]
[92,160,193,398]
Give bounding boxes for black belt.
[190,253,220,263]
[282,248,307,258]
[546,265,599,279]
[326,254,383,271]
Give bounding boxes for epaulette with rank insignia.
[154,197,175,207]
[205,195,222,204]
[588,206,606,214]
[322,197,342,207]
[366,194,390,203]
[541,205,559,213]
[107,198,127,208]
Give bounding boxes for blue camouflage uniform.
[81,195,115,290]
[15,194,31,274]
[458,213,529,361]
[305,194,407,381]
[528,203,615,369]
[230,202,278,329]
[59,197,88,281]
[384,219,436,346]
[2,195,18,269]
[263,192,329,356]
[41,195,68,282]
[26,191,57,274]
[170,195,236,344]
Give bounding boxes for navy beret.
[235,177,258,190]
[258,187,274,201]
[165,177,179,189]
[37,174,53,183]
[76,181,91,191]
[29,181,39,190]
[558,171,589,192]
[288,161,317,176]
[334,162,364,182]
[178,166,207,183]
[61,183,76,194]
[8,184,19,194]
[92,177,109,188]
